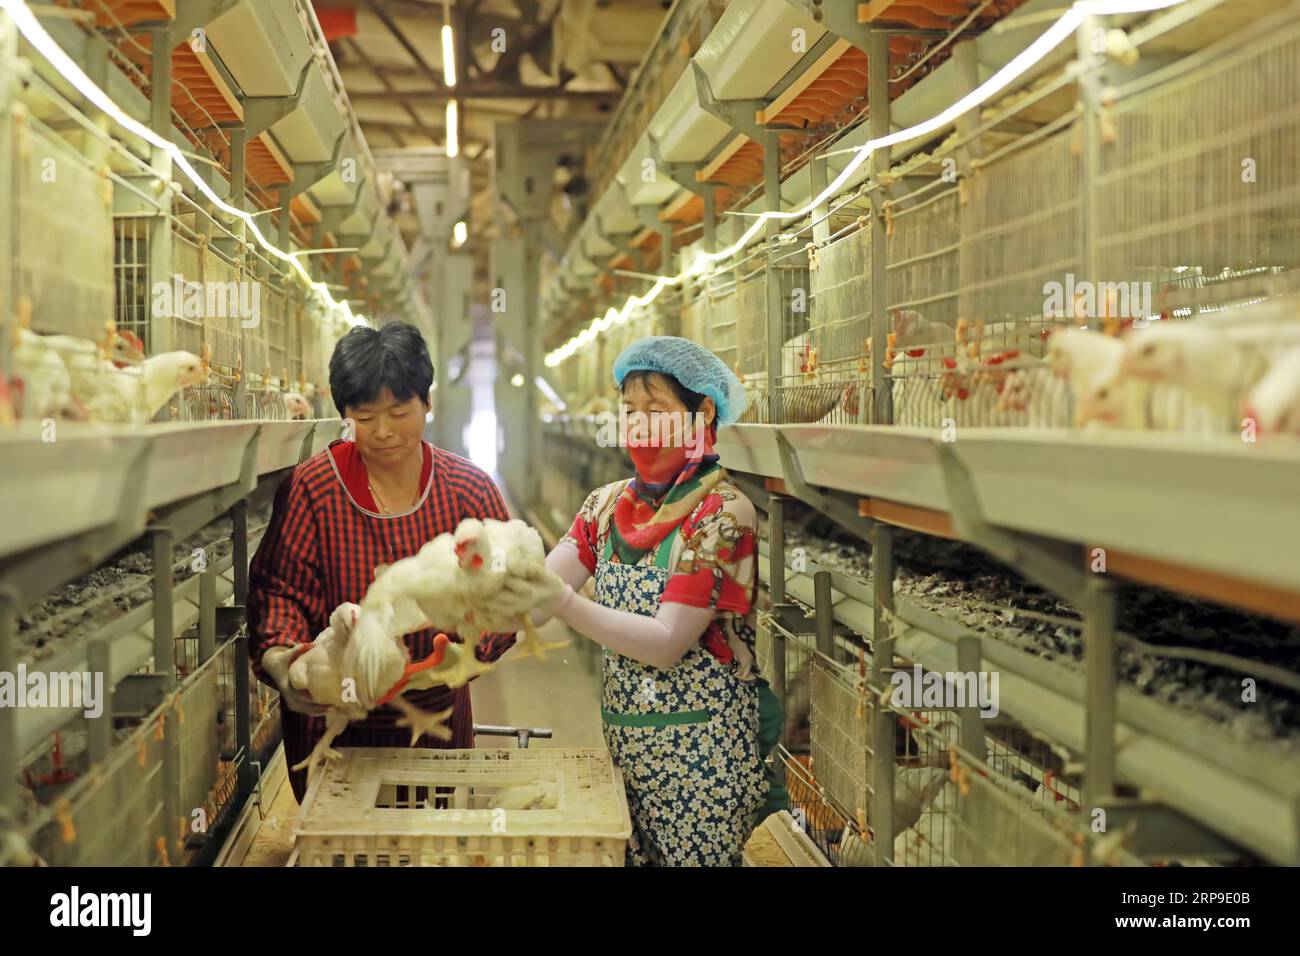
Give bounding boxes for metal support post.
[868,26,892,425]
[232,499,249,607]
[1083,575,1118,807]
[198,569,217,664]
[148,25,175,357]
[768,495,789,745]
[869,519,896,865]
[86,639,113,765]
[764,130,784,423]
[152,529,175,688]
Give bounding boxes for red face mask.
[628,443,690,485]
[625,414,714,486]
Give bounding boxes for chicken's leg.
[510,616,571,662]
[390,697,455,746]
[291,708,351,774]
[439,637,496,686]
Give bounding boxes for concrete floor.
[469,618,606,748]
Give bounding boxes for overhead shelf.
[206,0,314,98]
[718,423,1300,619]
[0,419,339,568]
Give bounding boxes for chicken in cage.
[9,325,205,424]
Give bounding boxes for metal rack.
[0,418,343,864]
[1,0,421,429]
[758,533,1293,866]
[539,418,1300,865]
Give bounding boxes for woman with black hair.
[247,321,517,802]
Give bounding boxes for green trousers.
[754,678,790,824]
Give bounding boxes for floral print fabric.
[561,476,761,681]
[596,554,767,866]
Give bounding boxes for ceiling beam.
[364,0,445,91]
[345,36,441,142]
[348,86,619,101]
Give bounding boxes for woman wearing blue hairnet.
[512,335,784,866]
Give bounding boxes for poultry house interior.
[0,0,1297,925]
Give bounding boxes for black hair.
[329,321,434,416]
[619,370,714,428]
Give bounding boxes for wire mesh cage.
[706,283,739,374]
[176,382,237,421]
[680,288,713,350]
[961,131,1079,344]
[250,674,282,767]
[113,216,151,349]
[730,264,830,424]
[241,386,290,421]
[775,744,865,866]
[810,655,873,827]
[1098,17,1300,317]
[15,110,115,341]
[241,254,273,378]
[886,707,1091,867]
[168,222,246,374]
[757,612,814,754]
[801,224,872,426]
[881,125,1080,428]
[29,716,169,866]
[733,268,769,380]
[176,640,239,859]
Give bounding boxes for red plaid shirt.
[248,439,515,800]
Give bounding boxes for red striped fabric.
[248,440,516,801]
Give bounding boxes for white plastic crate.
[290,748,631,867]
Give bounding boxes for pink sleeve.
[548,586,716,670]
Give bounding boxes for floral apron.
[596,527,768,866]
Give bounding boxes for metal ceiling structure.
[317,0,672,297]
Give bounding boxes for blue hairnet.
[612,335,747,427]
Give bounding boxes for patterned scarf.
[610,428,723,566]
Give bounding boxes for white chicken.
[894,767,952,832]
[1046,326,1124,415]
[287,603,367,773]
[344,518,568,708]
[890,309,952,355]
[1243,347,1300,436]
[893,777,957,866]
[1118,321,1271,428]
[71,350,207,423]
[1076,361,1146,430]
[283,391,312,420]
[488,780,559,811]
[11,330,72,420]
[288,603,455,775]
[836,767,952,867]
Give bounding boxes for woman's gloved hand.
[261,645,330,716]
[494,568,569,620]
